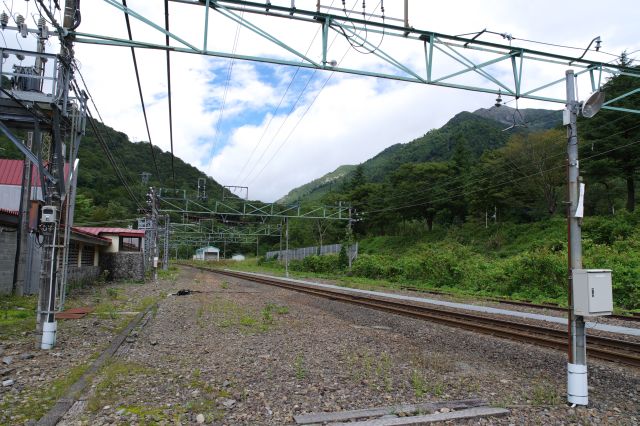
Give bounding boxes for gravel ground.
[43,265,638,425]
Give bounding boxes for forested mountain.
[282,106,562,204]
[278,164,356,204]
[0,119,225,224]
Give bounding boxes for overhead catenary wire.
[243,0,381,186]
[361,128,640,216]
[121,0,163,185]
[233,0,338,183]
[361,118,640,212]
[209,10,243,160]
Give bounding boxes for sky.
[4,1,640,202]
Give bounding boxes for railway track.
[399,285,640,322]
[195,266,640,368]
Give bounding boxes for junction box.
[572,269,613,316]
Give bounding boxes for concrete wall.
[0,229,17,294]
[100,252,144,282]
[104,235,120,253]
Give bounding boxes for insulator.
[0,12,8,29]
[16,53,25,61]
[38,16,45,28]
[2,52,8,59]
[16,15,27,38]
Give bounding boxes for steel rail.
[196,267,640,368]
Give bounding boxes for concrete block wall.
[99,252,145,282]
[0,230,17,294]
[67,265,101,287]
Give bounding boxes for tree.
[580,62,640,212]
[390,162,452,230]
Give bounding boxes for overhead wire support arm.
[75,0,640,113]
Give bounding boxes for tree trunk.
[626,173,635,212]
[426,216,434,231]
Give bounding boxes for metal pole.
[565,69,588,406]
[285,217,289,278]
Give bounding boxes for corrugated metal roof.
[0,158,69,186]
[0,208,18,216]
[71,227,112,243]
[74,227,145,237]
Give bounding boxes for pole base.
[567,362,588,405]
[41,320,57,350]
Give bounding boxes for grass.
[88,360,155,412]
[0,363,89,423]
[294,353,306,380]
[345,350,393,392]
[0,294,37,338]
[200,298,288,334]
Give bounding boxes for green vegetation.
[0,363,89,423]
[293,353,306,380]
[0,294,36,338]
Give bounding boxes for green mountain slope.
[0,120,225,222]
[281,107,561,203]
[278,164,356,204]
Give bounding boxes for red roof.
[74,227,145,238]
[0,159,70,186]
[0,208,18,216]
[71,227,112,243]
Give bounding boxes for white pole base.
[567,362,588,405]
[41,321,57,350]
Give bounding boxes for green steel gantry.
[74,0,640,113]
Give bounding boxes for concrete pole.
[565,69,588,406]
[285,217,289,278]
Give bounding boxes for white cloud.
[3,0,638,202]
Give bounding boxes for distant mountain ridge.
[278,164,356,204]
[278,106,562,203]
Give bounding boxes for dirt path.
[47,266,640,425]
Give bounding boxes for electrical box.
[572,269,613,316]
[41,205,58,224]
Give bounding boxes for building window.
[120,236,141,252]
[81,246,95,266]
[67,242,79,266]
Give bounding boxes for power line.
[233,0,339,183]
[122,0,163,185]
[164,0,176,187]
[362,131,640,216]
[209,11,243,159]
[243,0,378,185]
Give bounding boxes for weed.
[239,315,257,327]
[0,362,89,423]
[221,281,229,289]
[410,369,426,397]
[530,379,560,406]
[88,361,154,412]
[106,287,119,300]
[294,353,306,380]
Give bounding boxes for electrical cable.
[209,10,243,160]
[87,109,144,210]
[233,0,338,183]
[355,108,633,206]
[241,1,365,185]
[164,0,176,188]
[121,0,163,185]
[72,64,141,196]
[362,131,640,216]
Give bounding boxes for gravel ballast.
[4,265,638,425]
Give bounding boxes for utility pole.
[146,187,159,282]
[565,69,587,406]
[12,133,33,295]
[285,217,289,278]
[162,214,170,270]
